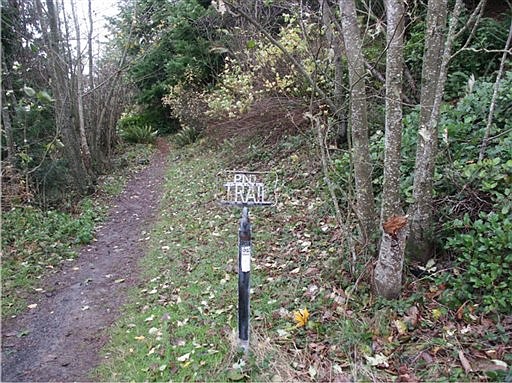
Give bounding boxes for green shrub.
[405,14,511,99]
[174,125,201,148]
[117,113,158,144]
[120,124,158,144]
[443,210,512,314]
[438,157,512,314]
[431,73,512,314]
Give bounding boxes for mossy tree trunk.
[407,0,463,263]
[374,0,407,299]
[338,0,376,244]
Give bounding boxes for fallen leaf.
[277,329,290,337]
[177,318,188,327]
[404,306,420,328]
[458,350,472,373]
[293,308,310,328]
[365,353,389,368]
[491,359,508,369]
[177,352,190,362]
[304,284,319,301]
[420,351,433,364]
[308,365,317,379]
[134,335,145,341]
[398,365,419,382]
[394,319,408,335]
[473,358,508,372]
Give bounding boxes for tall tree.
[70,0,93,173]
[407,0,463,262]
[319,0,347,145]
[374,0,406,299]
[40,0,93,193]
[338,0,376,243]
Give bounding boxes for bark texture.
[374,0,406,299]
[375,217,408,299]
[320,0,347,145]
[71,0,93,173]
[406,0,449,262]
[339,0,376,242]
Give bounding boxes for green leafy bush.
[443,208,512,314]
[405,14,511,99]
[117,114,158,144]
[446,17,511,98]
[431,72,512,314]
[438,157,512,314]
[174,125,201,148]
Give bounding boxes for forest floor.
[2,134,511,382]
[1,139,170,382]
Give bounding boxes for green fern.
[120,124,158,144]
[174,125,200,147]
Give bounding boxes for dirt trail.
[1,141,169,382]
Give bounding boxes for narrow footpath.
[1,140,169,382]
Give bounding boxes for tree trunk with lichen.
[407,0,463,263]
[338,0,376,243]
[320,0,347,145]
[374,0,407,299]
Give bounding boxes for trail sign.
[219,171,276,207]
[217,170,276,352]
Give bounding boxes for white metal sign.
[219,171,276,207]
[240,246,251,272]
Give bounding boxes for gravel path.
[1,141,169,382]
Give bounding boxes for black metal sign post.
[238,206,251,351]
[218,171,276,352]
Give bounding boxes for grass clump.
[1,199,100,316]
[173,125,201,148]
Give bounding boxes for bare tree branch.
[479,19,512,161]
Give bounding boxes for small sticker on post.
[241,246,251,272]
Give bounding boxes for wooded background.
[2,0,511,307]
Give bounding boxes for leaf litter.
[94,142,511,382]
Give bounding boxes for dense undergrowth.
[1,143,155,317]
